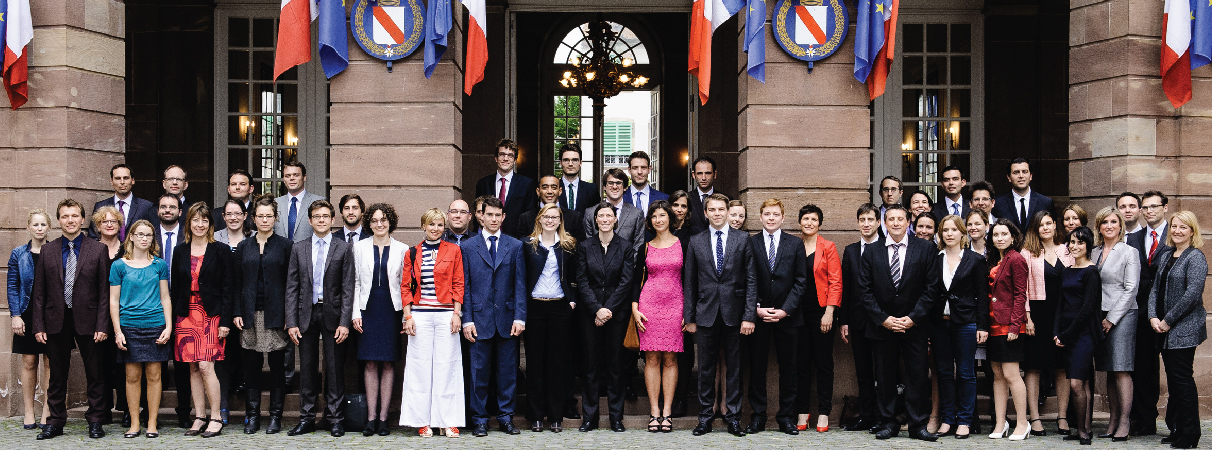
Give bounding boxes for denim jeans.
[933,320,978,426]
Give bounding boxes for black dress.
[1056,266,1101,381]
[357,245,402,361]
[1024,258,1064,371]
[12,253,47,355]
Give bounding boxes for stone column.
[1069,0,1212,416]
[328,7,464,243]
[0,0,126,417]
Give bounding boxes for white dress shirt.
[495,170,515,200]
[709,224,729,269]
[1146,221,1168,254]
[940,249,958,315]
[158,222,180,255]
[342,225,363,242]
[1012,188,1032,221]
[945,196,965,216]
[530,240,564,299]
[628,185,653,216]
[763,229,782,256]
[696,187,714,204]
[113,194,133,225]
[885,233,909,276]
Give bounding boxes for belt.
[532,297,563,302]
[942,315,951,321]
[314,296,323,306]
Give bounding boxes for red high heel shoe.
[796,424,808,431]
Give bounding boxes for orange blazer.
[811,237,844,307]
[400,241,465,306]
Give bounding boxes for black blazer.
[91,195,158,238]
[839,241,867,330]
[475,173,539,238]
[991,190,1055,233]
[231,234,292,329]
[576,234,636,315]
[934,249,990,330]
[931,198,971,223]
[170,241,231,324]
[1054,265,1104,346]
[685,190,728,237]
[682,226,758,327]
[523,237,580,306]
[557,180,601,212]
[748,232,808,327]
[1126,225,1168,311]
[519,207,584,244]
[858,235,940,340]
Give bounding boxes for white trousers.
[399,310,466,427]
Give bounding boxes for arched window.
[552,21,650,65]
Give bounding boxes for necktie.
[64,241,76,308]
[499,178,508,205]
[489,236,498,264]
[347,231,356,243]
[890,243,903,287]
[767,234,776,271]
[1019,198,1027,227]
[164,232,174,266]
[313,238,326,304]
[952,203,959,215]
[568,183,575,208]
[715,230,725,276]
[1149,230,1159,264]
[117,200,127,241]
[635,192,644,214]
[288,197,298,240]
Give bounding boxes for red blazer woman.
[811,237,843,307]
[989,248,1028,334]
[400,240,465,306]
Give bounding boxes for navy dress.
[1057,266,1100,381]
[358,245,402,361]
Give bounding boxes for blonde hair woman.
[521,203,579,432]
[1091,207,1139,441]
[8,209,53,429]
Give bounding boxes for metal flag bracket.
[387,61,393,73]
[807,61,813,73]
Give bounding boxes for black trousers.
[45,308,107,426]
[746,322,798,421]
[848,325,879,421]
[1130,322,1160,429]
[215,327,243,412]
[242,347,286,414]
[796,305,836,416]
[297,306,347,424]
[1161,347,1200,439]
[580,307,629,421]
[173,359,193,418]
[523,299,572,422]
[873,336,930,430]
[673,331,695,411]
[695,323,742,422]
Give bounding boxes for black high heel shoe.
[1030,419,1047,436]
[1056,417,1070,436]
[201,420,225,438]
[363,419,379,437]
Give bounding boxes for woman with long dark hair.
[986,219,1030,440]
[1020,211,1073,436]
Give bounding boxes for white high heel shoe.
[989,421,1010,439]
[1008,424,1031,441]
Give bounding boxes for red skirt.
[174,293,225,362]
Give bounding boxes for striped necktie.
[767,234,776,271]
[890,243,904,287]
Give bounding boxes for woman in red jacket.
[986,219,1030,440]
[794,204,843,432]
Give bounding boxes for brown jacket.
[30,236,112,335]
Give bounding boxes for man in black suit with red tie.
[858,204,940,441]
[839,203,883,432]
[475,139,538,238]
[91,164,157,239]
[31,199,112,440]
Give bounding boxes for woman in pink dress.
[632,200,685,433]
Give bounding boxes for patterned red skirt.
[174,293,225,362]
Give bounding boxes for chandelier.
[559,19,648,98]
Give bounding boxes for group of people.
[5,142,1205,448]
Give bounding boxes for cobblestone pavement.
[1,418,1205,449]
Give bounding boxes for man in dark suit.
[932,165,971,221]
[284,199,355,437]
[839,203,882,432]
[520,175,584,240]
[623,150,669,217]
[212,169,257,231]
[991,157,1054,233]
[461,197,527,437]
[686,156,722,236]
[92,163,157,240]
[583,169,646,253]
[31,199,112,440]
[1128,190,1170,436]
[684,193,758,437]
[858,203,940,441]
[475,139,538,238]
[556,143,600,213]
[337,194,373,243]
[744,198,807,435]
[1118,192,1144,235]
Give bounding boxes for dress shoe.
[472,423,489,437]
[376,420,390,436]
[178,416,192,429]
[875,426,899,440]
[287,420,316,436]
[1111,435,1128,442]
[122,411,133,428]
[500,420,521,435]
[36,424,63,440]
[265,415,283,434]
[578,420,598,432]
[330,422,345,437]
[1064,434,1082,441]
[844,418,877,432]
[530,421,544,432]
[564,406,582,420]
[910,428,940,442]
[88,422,106,438]
[1162,434,1182,444]
[550,422,563,433]
[1130,425,1157,436]
[1171,436,1200,449]
[610,419,626,432]
[744,418,766,434]
[244,416,261,434]
[220,409,230,425]
[726,420,747,437]
[775,418,799,435]
[692,420,713,436]
[363,419,379,437]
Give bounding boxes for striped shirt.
[415,241,452,310]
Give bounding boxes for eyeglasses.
[100,220,120,225]
[369,218,391,225]
[541,215,562,221]
[132,232,155,239]
[448,209,470,215]
[223,212,245,218]
[164,177,185,183]
[255,214,276,220]
[496,152,517,159]
[310,214,332,220]
[879,187,901,193]
[605,180,625,187]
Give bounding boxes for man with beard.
[337,194,372,243]
[521,175,584,239]
[212,169,256,231]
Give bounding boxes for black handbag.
[343,393,368,430]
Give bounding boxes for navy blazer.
[557,180,601,212]
[839,241,866,330]
[475,173,539,238]
[523,237,580,306]
[461,232,528,340]
[931,198,971,223]
[91,195,158,238]
[748,231,808,327]
[230,234,292,329]
[1127,225,1169,310]
[858,235,940,340]
[991,190,1055,233]
[623,186,669,211]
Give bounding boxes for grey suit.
[274,191,326,242]
[583,201,646,253]
[285,234,355,424]
[1094,241,1141,372]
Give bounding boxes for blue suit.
[461,231,527,425]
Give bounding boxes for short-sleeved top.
[109,258,170,328]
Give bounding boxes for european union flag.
[855,0,890,84]
[423,0,452,79]
[743,0,766,82]
[318,0,349,78]
[1193,0,1212,69]
[1,0,8,61]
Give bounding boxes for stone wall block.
[1070,84,1088,122]
[1085,78,1114,120]
[1112,76,1172,117]
[330,146,461,187]
[29,28,126,77]
[738,62,868,109]
[738,106,868,149]
[19,68,126,114]
[1177,117,1212,156]
[1069,37,1158,85]
[739,147,869,190]
[331,60,461,105]
[330,103,459,147]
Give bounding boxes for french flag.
[273,0,318,82]
[2,0,32,109]
[463,0,486,95]
[1161,0,1191,108]
[688,0,744,105]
